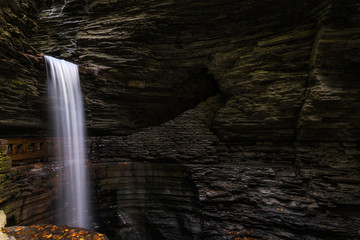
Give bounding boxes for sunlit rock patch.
[3,225,108,240]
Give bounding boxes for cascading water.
[45,55,90,229]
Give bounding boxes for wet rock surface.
[32,0,221,135]
[0,0,359,239]
[0,0,51,136]
[0,140,56,227]
[4,224,108,240]
[89,97,222,239]
[89,96,360,240]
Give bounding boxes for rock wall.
[0,0,51,137]
[0,0,56,231]
[0,139,56,226]
[32,0,220,135]
[0,0,359,239]
[85,0,360,239]
[89,96,222,239]
[89,94,360,239]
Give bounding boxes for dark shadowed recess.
[84,68,219,136]
[90,158,202,240]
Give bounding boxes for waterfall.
[45,56,90,229]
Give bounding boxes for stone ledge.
[3,225,108,240]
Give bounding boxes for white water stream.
[45,55,90,228]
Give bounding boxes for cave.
[0,0,359,239]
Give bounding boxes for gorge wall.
[0,0,55,228]
[0,0,359,239]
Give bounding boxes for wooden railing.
[0,139,48,161]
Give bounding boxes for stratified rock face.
[89,97,221,239]
[75,0,358,239]
[0,139,56,226]
[32,0,221,135]
[0,1,57,231]
[89,96,360,239]
[0,0,51,137]
[0,0,359,239]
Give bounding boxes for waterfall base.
[4,225,108,240]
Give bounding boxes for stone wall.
[85,0,360,239]
[0,0,51,136]
[0,139,55,226]
[0,0,56,229]
[0,0,359,239]
[89,96,222,239]
[89,93,360,239]
[32,0,221,135]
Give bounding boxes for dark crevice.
[86,67,220,136]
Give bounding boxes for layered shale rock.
[81,0,359,239]
[89,96,222,239]
[0,139,56,227]
[32,0,220,135]
[0,0,359,239]
[89,95,360,239]
[0,1,57,231]
[0,0,52,136]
